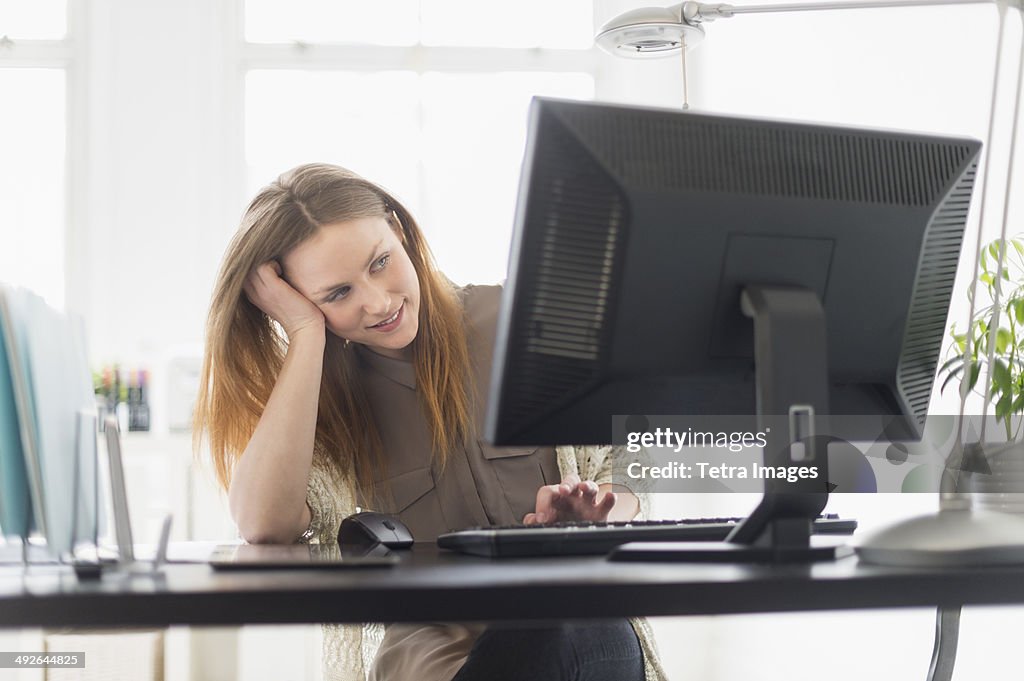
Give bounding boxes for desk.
[0,543,1019,629]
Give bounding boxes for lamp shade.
[595,5,705,58]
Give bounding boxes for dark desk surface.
[1,543,1022,629]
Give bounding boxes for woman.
[194,163,665,681]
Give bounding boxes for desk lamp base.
[855,508,1024,567]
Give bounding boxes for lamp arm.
[683,0,1000,23]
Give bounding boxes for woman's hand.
[244,261,325,339]
[522,473,616,525]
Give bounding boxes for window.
[242,1,597,285]
[0,0,66,40]
[0,0,69,308]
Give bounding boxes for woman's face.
[282,216,421,359]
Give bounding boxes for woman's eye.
[326,286,350,303]
[372,254,390,272]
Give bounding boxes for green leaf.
[960,361,982,399]
[969,361,981,389]
[981,272,995,287]
[939,355,965,374]
[994,358,1012,392]
[1013,240,1024,259]
[996,393,1013,421]
[997,328,1013,354]
[941,364,965,394]
[1014,299,1024,325]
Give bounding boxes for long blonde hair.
[194,163,472,498]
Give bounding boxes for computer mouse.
[338,511,415,549]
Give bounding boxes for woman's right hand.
[243,261,325,339]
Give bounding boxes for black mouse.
[338,511,415,549]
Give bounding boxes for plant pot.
[970,441,1024,513]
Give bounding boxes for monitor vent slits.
[898,163,977,427]
[560,108,973,207]
[503,116,627,433]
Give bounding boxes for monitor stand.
[613,286,852,563]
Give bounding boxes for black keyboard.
[436,514,857,557]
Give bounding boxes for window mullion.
[241,43,598,74]
[0,40,71,67]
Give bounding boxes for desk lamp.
[596,0,1024,568]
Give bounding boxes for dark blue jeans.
[452,620,644,681]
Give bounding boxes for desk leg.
[926,606,960,681]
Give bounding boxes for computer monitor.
[485,98,981,561]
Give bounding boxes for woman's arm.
[229,328,324,543]
[229,261,327,544]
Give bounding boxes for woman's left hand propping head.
[522,473,616,525]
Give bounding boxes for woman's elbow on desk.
[234,514,308,545]
[230,493,312,545]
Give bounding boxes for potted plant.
[940,236,1024,509]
